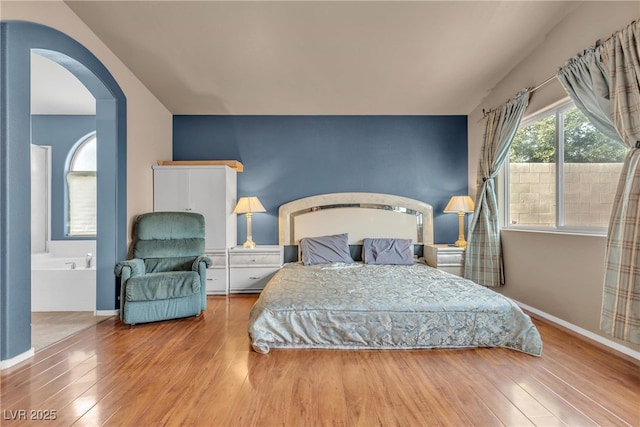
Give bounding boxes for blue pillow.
[362,238,414,265]
[300,233,354,265]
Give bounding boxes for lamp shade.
[444,196,475,213]
[233,197,266,214]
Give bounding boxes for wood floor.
[2,295,638,427]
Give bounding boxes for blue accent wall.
[31,115,96,240]
[173,116,468,245]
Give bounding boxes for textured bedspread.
[248,262,543,356]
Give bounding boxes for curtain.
[556,20,639,344]
[556,46,621,141]
[465,89,530,287]
[601,21,640,344]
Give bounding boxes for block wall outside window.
[509,162,623,228]
[509,162,556,227]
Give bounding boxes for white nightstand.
[229,245,284,293]
[424,244,465,277]
[204,250,229,295]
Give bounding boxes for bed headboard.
[278,192,434,246]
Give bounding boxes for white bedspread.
[248,262,543,356]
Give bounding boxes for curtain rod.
[479,75,557,121]
[531,75,556,93]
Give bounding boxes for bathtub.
[31,248,96,312]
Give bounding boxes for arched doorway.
[0,21,127,366]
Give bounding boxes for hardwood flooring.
[2,295,638,426]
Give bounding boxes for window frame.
[502,100,620,236]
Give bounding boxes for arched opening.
[0,21,127,366]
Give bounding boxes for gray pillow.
[300,233,354,265]
[362,238,414,265]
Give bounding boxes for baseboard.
[516,300,640,362]
[95,309,118,316]
[0,347,35,370]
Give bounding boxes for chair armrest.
[192,256,212,271]
[192,256,212,312]
[114,258,145,281]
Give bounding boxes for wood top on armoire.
[156,160,243,172]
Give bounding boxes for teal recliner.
[114,212,211,325]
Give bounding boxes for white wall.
[2,0,172,239]
[467,1,640,354]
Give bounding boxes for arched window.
[67,133,96,236]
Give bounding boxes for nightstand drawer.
[229,252,282,267]
[229,245,284,268]
[437,251,464,266]
[229,246,283,293]
[230,267,278,293]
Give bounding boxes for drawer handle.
[207,278,216,281]
[249,276,261,280]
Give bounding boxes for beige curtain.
[599,20,640,344]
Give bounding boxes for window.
[67,134,96,236]
[506,102,625,232]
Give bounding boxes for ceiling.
[31,53,96,115]
[34,1,581,115]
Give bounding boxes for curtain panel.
[465,90,530,287]
[556,46,621,141]
[557,20,639,344]
[600,20,640,345]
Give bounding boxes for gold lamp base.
[453,238,468,248]
[454,211,468,248]
[242,239,256,248]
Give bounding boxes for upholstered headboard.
[278,192,434,246]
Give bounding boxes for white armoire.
[152,161,240,294]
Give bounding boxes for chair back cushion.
[132,212,206,259]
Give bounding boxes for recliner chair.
[114,212,211,325]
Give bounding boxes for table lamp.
[444,195,475,248]
[233,196,266,248]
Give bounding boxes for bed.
[248,192,543,356]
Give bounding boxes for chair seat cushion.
[125,271,201,302]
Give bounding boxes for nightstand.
[204,250,228,295]
[229,245,284,293]
[424,244,465,277]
